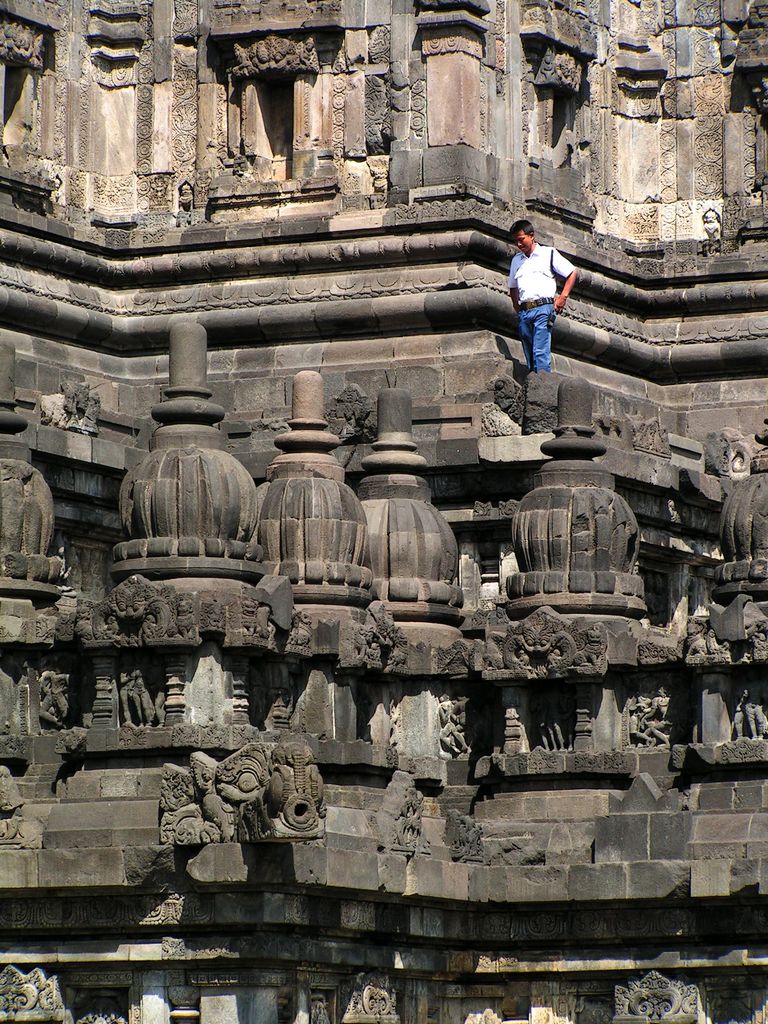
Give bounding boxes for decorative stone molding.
[231,35,320,77]
[615,37,668,117]
[0,17,44,70]
[160,739,326,844]
[613,971,698,1022]
[421,26,484,58]
[0,966,65,1021]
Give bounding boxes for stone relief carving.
[438,693,469,759]
[701,207,722,255]
[491,374,524,423]
[231,36,320,77]
[342,974,398,1024]
[77,576,199,649]
[0,765,41,848]
[38,666,74,731]
[160,740,326,844]
[327,384,376,443]
[376,770,429,856]
[310,992,333,1024]
[613,971,698,1021]
[341,603,408,673]
[534,47,582,93]
[732,688,767,739]
[481,404,519,437]
[492,608,608,679]
[685,618,731,665]
[530,687,576,752]
[0,965,65,1020]
[464,1012,501,1024]
[0,17,44,70]
[626,688,672,747]
[629,418,671,459]
[118,664,166,728]
[445,808,484,862]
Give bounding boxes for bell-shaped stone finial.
[715,408,768,603]
[507,378,645,618]
[0,342,61,613]
[113,321,263,583]
[359,388,463,641]
[257,371,372,621]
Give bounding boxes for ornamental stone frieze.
[230,35,321,77]
[485,606,608,680]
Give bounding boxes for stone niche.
[208,30,341,220]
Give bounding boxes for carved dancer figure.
[629,688,672,747]
[733,689,768,739]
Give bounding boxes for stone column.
[164,655,188,723]
[696,669,732,744]
[230,655,250,725]
[421,23,484,149]
[573,682,593,752]
[168,987,200,1024]
[91,654,118,728]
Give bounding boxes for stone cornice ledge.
[0,281,767,383]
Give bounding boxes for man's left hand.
[554,295,567,313]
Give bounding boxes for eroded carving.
[40,383,100,436]
[231,36,320,77]
[160,741,325,844]
[0,965,64,1020]
[496,608,607,679]
[376,770,429,856]
[77,576,199,649]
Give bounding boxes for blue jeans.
[518,303,554,372]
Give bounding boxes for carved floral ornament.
[0,17,44,70]
[0,966,65,1022]
[342,974,398,1024]
[614,971,698,1022]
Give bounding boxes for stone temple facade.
[4,0,768,1021]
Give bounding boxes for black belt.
[519,297,553,310]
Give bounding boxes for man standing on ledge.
[508,219,578,373]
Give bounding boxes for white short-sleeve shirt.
[507,244,576,302]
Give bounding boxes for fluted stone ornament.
[0,343,61,607]
[359,388,463,640]
[257,370,371,620]
[113,322,264,583]
[716,418,768,603]
[507,378,645,618]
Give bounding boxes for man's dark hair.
[510,219,535,237]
